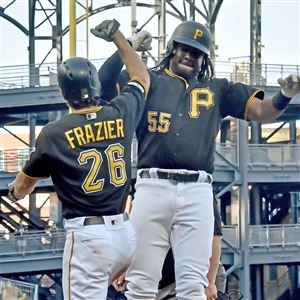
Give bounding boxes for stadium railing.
[0,61,299,89]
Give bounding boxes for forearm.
[207,235,222,284]
[246,95,289,123]
[98,50,123,100]
[14,171,39,198]
[113,31,150,93]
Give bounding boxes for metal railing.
[1,61,299,90]
[0,60,104,90]
[221,224,300,250]
[0,229,65,257]
[1,143,299,173]
[249,224,300,248]
[215,143,300,168]
[0,224,299,259]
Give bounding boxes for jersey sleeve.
[22,128,51,179]
[220,79,264,120]
[110,79,146,128]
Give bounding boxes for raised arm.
[96,29,152,101]
[91,20,150,96]
[247,74,300,123]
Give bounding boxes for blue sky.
[0,0,299,67]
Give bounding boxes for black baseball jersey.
[118,69,264,173]
[22,81,145,219]
[99,52,264,173]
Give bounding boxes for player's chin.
[177,65,197,79]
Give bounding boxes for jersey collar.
[70,106,103,114]
[164,68,189,89]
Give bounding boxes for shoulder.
[40,117,68,137]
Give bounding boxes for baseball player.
[7,19,150,300]
[96,20,300,299]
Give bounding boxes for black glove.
[7,180,23,203]
[90,19,120,42]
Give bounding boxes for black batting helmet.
[58,57,101,108]
[165,21,212,57]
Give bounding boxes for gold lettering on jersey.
[107,120,117,138]
[189,88,215,118]
[65,130,75,148]
[116,119,125,138]
[73,127,87,146]
[65,119,124,148]
[84,124,96,143]
[193,29,203,40]
[95,122,104,141]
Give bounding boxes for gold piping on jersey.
[68,231,75,300]
[21,170,48,180]
[244,90,264,120]
[116,83,121,95]
[164,68,189,89]
[70,106,103,114]
[65,119,125,149]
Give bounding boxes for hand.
[112,273,126,292]
[205,282,218,300]
[7,180,23,203]
[277,73,300,98]
[127,30,152,52]
[90,19,120,42]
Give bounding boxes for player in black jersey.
[7,19,150,300]
[97,21,300,300]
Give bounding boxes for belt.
[139,170,212,183]
[83,213,129,226]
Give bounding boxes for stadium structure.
[0,1,299,299]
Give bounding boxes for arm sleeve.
[98,51,124,100]
[220,79,264,120]
[22,130,51,178]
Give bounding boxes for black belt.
[139,170,212,183]
[83,213,129,226]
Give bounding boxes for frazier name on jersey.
[65,119,124,148]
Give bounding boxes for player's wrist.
[7,181,24,203]
[272,90,292,110]
[8,189,23,202]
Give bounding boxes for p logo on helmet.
[193,29,203,40]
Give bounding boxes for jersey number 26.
[78,143,127,193]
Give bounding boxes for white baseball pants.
[125,169,214,300]
[62,214,136,300]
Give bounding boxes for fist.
[127,30,152,52]
[277,73,300,98]
[90,19,120,42]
